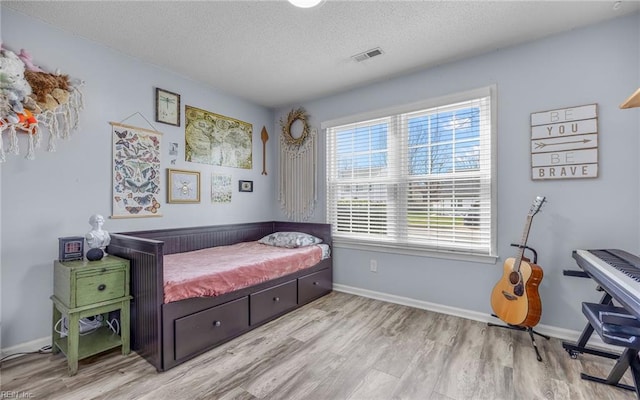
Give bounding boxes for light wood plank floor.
[1,291,637,399]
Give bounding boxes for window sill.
[332,238,499,264]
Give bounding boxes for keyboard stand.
[561,271,620,360]
[578,302,640,397]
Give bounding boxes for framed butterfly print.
[167,169,200,203]
[110,122,163,218]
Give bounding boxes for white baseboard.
[332,283,618,352]
[2,285,620,360]
[1,336,50,359]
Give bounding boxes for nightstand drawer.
[76,269,126,307]
[54,256,130,308]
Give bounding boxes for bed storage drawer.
[174,297,249,360]
[298,268,332,305]
[250,280,297,325]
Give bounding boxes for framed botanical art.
[212,173,232,203]
[155,88,181,126]
[168,169,201,203]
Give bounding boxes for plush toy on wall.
[24,70,71,112]
[0,46,40,160]
[0,44,84,162]
[0,48,32,124]
[0,91,11,120]
[17,49,46,73]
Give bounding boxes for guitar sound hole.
[508,271,520,285]
[514,283,524,296]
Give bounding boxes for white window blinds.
[325,86,496,257]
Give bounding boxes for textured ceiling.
[3,1,639,109]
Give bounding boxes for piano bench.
[579,302,640,395]
[582,302,640,349]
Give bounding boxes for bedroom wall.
[0,8,277,350]
[275,12,640,332]
[2,7,638,352]
[0,4,4,354]
[630,14,640,253]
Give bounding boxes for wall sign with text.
[530,104,598,180]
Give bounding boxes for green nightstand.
[51,255,132,375]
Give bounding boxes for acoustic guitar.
[490,196,546,327]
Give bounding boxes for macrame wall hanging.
[279,107,317,221]
[0,45,84,162]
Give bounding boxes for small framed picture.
[239,180,253,192]
[58,236,85,262]
[168,169,201,203]
[155,88,181,126]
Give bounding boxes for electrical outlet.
[370,259,378,273]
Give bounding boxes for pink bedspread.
[163,241,323,303]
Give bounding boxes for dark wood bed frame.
[107,221,332,371]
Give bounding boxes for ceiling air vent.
[352,47,384,62]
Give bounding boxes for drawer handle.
[97,284,106,291]
[273,297,280,302]
[213,320,221,327]
[313,281,319,286]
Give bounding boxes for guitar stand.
[488,243,549,362]
[510,243,538,265]
[488,316,550,362]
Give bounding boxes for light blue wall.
[2,6,639,350]
[0,3,4,353]
[275,12,640,331]
[1,8,277,349]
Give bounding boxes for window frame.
[322,86,498,263]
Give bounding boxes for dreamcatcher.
[279,107,316,221]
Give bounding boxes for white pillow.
[258,231,323,248]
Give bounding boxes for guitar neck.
[513,215,533,272]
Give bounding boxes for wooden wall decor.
[620,88,640,109]
[530,104,598,180]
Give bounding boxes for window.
[324,86,496,260]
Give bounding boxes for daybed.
[107,221,332,371]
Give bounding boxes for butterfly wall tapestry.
[111,122,162,218]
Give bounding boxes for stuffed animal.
[17,49,45,73]
[2,91,21,123]
[0,72,18,123]
[21,95,41,114]
[0,93,12,121]
[51,88,69,105]
[0,48,32,122]
[13,48,68,113]
[16,109,38,134]
[24,70,70,111]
